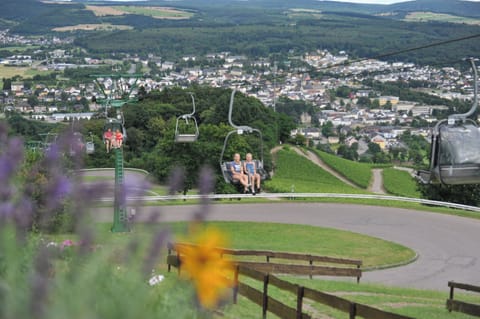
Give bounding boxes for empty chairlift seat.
[436,124,480,184]
[174,93,199,143]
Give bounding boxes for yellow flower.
[176,227,234,309]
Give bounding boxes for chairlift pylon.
[174,93,199,143]
[418,58,480,185]
[219,89,267,185]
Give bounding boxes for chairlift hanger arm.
[219,129,238,167]
[448,58,478,123]
[92,78,109,101]
[228,89,255,132]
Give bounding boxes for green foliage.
[265,148,365,193]
[418,183,480,206]
[382,168,421,198]
[5,114,59,141]
[275,97,316,124]
[0,224,200,319]
[118,86,288,193]
[311,149,373,189]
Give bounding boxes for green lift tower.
[92,73,142,232]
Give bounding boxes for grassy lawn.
[383,168,421,198]
[79,221,413,269]
[221,277,479,319]
[0,65,52,80]
[167,221,415,268]
[311,149,377,189]
[13,220,477,319]
[266,149,367,194]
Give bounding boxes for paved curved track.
[95,202,480,290]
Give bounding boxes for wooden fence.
[166,244,414,319]
[447,281,480,317]
[234,266,415,319]
[168,243,362,282]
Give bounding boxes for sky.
[321,0,480,3]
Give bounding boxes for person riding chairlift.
[103,128,113,153]
[115,129,123,148]
[244,153,261,194]
[230,153,249,193]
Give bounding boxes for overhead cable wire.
[319,33,480,71]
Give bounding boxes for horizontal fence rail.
[170,243,362,266]
[447,281,480,317]
[166,248,414,319]
[169,243,362,282]
[97,192,480,212]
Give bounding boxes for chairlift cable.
[318,33,480,71]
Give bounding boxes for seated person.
[115,129,124,148]
[230,153,249,192]
[103,128,113,153]
[243,153,261,194]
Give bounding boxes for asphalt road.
[94,202,480,291]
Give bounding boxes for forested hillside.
[75,13,480,65]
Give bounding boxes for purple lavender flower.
[29,246,53,319]
[192,166,215,222]
[142,228,170,278]
[168,166,185,195]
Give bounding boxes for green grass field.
[0,65,52,82]
[311,149,378,189]
[265,149,367,194]
[116,6,194,19]
[405,11,480,25]
[167,221,415,268]
[383,168,421,198]
[0,45,40,52]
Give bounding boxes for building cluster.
[0,30,476,152]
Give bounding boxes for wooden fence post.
[296,286,305,319]
[357,265,360,284]
[167,246,172,272]
[448,283,454,312]
[233,266,240,304]
[309,260,313,279]
[349,302,356,319]
[262,274,269,319]
[177,252,181,275]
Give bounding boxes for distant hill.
[383,0,480,19]
[0,0,100,31]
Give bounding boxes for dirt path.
[368,169,387,194]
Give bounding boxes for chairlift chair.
[103,118,127,144]
[219,90,267,185]
[86,132,95,154]
[39,133,58,152]
[70,132,86,156]
[418,58,480,185]
[174,93,199,143]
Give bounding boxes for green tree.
[321,121,334,138]
[3,78,12,91]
